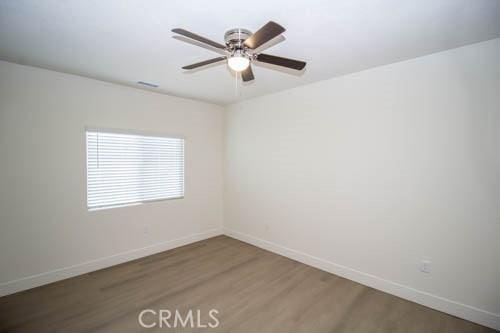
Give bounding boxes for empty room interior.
[1,1,500,332]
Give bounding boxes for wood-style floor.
[0,235,494,332]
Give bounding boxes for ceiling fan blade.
[182,57,226,70]
[241,65,254,82]
[256,53,306,70]
[244,21,285,49]
[172,28,226,50]
[251,34,285,54]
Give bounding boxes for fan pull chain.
[235,71,239,96]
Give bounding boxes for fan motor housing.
[224,28,252,48]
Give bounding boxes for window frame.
[85,126,186,211]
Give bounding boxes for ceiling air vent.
[137,81,159,88]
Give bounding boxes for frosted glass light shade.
[228,55,250,72]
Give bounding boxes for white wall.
[225,38,500,328]
[0,61,225,294]
[1,38,499,328]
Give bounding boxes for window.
[86,129,184,210]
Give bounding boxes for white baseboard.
[223,228,500,331]
[0,228,223,298]
[1,227,497,330]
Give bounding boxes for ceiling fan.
[171,21,306,82]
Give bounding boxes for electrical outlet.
[419,260,432,274]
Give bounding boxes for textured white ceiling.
[1,0,500,105]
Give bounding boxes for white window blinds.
[86,129,184,210]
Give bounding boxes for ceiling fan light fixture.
[172,21,306,82]
[228,53,250,72]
